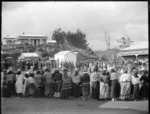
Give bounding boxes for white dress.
[22,77,28,95]
[15,74,24,94]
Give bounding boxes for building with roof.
[73,51,85,63]
[54,51,77,67]
[117,41,148,59]
[17,34,48,46]
[18,52,40,61]
[3,36,17,45]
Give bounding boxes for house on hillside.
[17,34,48,46]
[117,41,148,60]
[3,36,17,45]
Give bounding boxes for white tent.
[117,41,148,57]
[54,51,76,67]
[18,53,39,61]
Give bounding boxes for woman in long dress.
[52,70,63,98]
[119,67,132,100]
[90,66,100,100]
[43,69,53,97]
[81,71,90,100]
[22,73,29,97]
[61,68,72,99]
[99,70,110,100]
[28,73,36,97]
[71,68,81,99]
[110,69,120,101]
[131,70,140,100]
[34,71,43,97]
[15,70,24,98]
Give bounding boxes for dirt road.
[1,98,148,114]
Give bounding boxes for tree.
[66,29,88,49]
[52,28,66,44]
[117,35,134,49]
[104,32,111,49]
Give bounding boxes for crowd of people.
[1,57,149,101]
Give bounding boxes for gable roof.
[122,41,148,51]
[21,53,39,57]
[55,51,75,56]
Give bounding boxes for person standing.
[15,70,24,98]
[131,70,140,101]
[5,69,16,97]
[110,69,120,101]
[119,67,132,101]
[52,70,63,98]
[90,66,100,100]
[23,73,29,97]
[138,69,148,100]
[99,70,110,100]
[80,70,90,100]
[71,68,81,99]
[34,71,44,97]
[28,73,36,97]
[43,69,53,97]
[61,68,72,99]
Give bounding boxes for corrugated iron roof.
[21,53,39,57]
[122,41,148,51]
[55,51,74,56]
[118,50,148,56]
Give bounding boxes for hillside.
[94,48,120,61]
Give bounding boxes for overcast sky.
[2,2,148,50]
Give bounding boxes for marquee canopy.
[18,52,39,60]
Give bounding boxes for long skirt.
[99,82,109,99]
[2,81,10,97]
[120,82,131,100]
[15,82,23,94]
[7,81,15,97]
[72,83,81,98]
[28,83,36,96]
[111,80,120,98]
[139,83,147,99]
[132,83,139,99]
[44,82,54,97]
[92,81,99,99]
[35,84,44,97]
[61,89,72,99]
[54,80,62,98]
[81,83,90,98]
